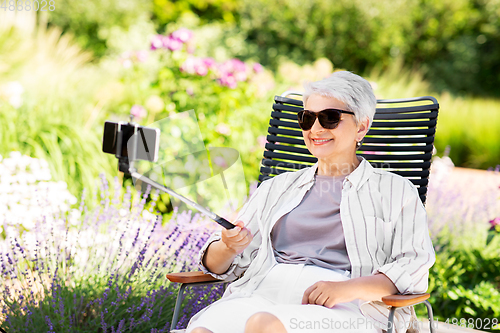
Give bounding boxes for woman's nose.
[310,117,325,132]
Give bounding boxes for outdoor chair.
[167,92,440,333]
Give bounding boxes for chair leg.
[386,302,435,333]
[387,306,396,333]
[423,300,435,333]
[171,283,187,331]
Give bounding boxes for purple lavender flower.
[0,165,223,332]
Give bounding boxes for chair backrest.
[259,94,439,205]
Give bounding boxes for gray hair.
[303,71,377,128]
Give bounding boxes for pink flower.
[180,57,208,76]
[218,73,237,89]
[257,135,268,148]
[219,59,246,74]
[187,44,196,54]
[118,52,131,68]
[215,58,249,87]
[215,123,231,135]
[230,58,247,73]
[135,50,148,63]
[253,62,264,73]
[150,35,164,50]
[180,57,196,74]
[489,217,500,230]
[130,105,147,119]
[171,28,193,43]
[213,156,228,168]
[195,65,208,76]
[163,36,183,51]
[234,71,247,82]
[202,57,216,69]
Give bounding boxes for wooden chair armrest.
[381,293,430,307]
[167,271,221,284]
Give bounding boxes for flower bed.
[0,153,222,332]
[1,152,499,332]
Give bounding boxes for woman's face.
[302,94,366,164]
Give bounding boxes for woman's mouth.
[311,138,333,145]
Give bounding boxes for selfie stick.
[113,119,236,230]
[130,171,235,229]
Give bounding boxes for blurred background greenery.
[0,0,499,203]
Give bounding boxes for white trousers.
[186,264,381,333]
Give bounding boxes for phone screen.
[102,121,160,162]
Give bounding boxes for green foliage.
[234,0,500,95]
[0,22,119,203]
[43,0,500,95]
[117,33,273,189]
[416,230,500,329]
[152,0,240,28]
[237,0,377,71]
[47,0,152,57]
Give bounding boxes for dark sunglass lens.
[319,109,341,129]
[298,111,315,130]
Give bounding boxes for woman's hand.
[301,281,353,308]
[202,221,253,275]
[221,220,253,255]
[302,273,398,308]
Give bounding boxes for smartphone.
[102,121,160,162]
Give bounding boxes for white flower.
[22,218,36,230]
[142,210,156,221]
[68,209,81,226]
[4,81,24,96]
[3,81,24,108]
[0,151,79,232]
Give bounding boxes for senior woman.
[186,71,435,333]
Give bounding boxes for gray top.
[270,173,351,272]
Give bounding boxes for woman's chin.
[308,146,352,162]
[309,149,336,160]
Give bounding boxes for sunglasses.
[297,108,355,131]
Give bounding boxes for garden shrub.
[416,164,500,331]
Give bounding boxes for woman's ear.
[356,117,370,141]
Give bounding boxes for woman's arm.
[202,221,253,275]
[302,273,397,308]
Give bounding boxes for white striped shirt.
[198,156,436,332]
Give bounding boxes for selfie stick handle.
[130,171,235,229]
